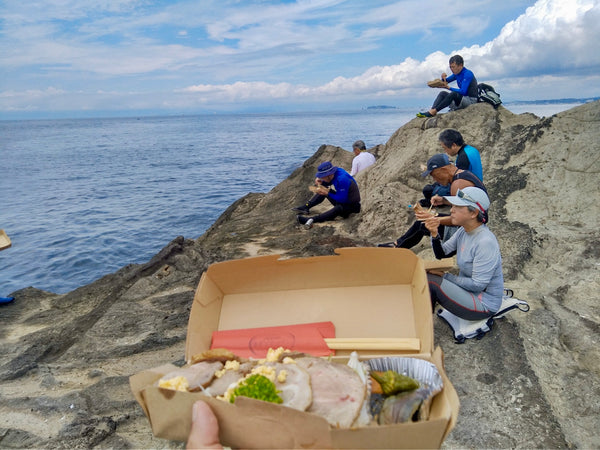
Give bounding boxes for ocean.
[0,104,575,295]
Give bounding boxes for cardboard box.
[0,229,11,251]
[130,248,459,448]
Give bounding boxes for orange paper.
[211,321,335,358]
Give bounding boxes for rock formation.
[1,101,598,448]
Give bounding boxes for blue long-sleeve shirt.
[323,168,360,204]
[446,67,478,98]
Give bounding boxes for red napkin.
[211,321,335,358]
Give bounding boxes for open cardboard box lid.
[130,248,459,448]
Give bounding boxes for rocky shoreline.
[1,101,599,448]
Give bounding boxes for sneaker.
[304,218,314,229]
[297,215,308,225]
[292,205,310,214]
[416,111,433,118]
[377,242,397,248]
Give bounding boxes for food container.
[130,247,459,448]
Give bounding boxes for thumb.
[186,401,223,450]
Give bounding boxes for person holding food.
[293,161,361,229]
[416,54,478,118]
[378,153,486,248]
[423,187,503,319]
[421,129,483,207]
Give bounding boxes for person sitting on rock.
[421,128,483,207]
[349,140,376,176]
[293,161,361,229]
[417,54,478,118]
[424,187,503,319]
[378,153,486,248]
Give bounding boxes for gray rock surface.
[1,101,599,448]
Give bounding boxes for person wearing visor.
[293,161,361,229]
[423,187,503,319]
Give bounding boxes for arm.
[455,151,470,171]
[328,173,352,203]
[444,235,499,292]
[448,69,474,96]
[423,216,455,259]
[350,158,358,177]
[450,177,476,193]
[430,194,452,207]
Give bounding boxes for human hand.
[316,185,330,195]
[441,72,447,81]
[430,195,445,206]
[414,210,430,221]
[423,216,441,235]
[309,184,329,195]
[187,401,223,450]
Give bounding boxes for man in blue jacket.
[417,55,478,118]
[294,161,361,229]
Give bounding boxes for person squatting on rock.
[421,129,483,206]
[417,55,478,118]
[379,153,486,248]
[350,140,376,177]
[424,187,503,320]
[293,161,361,229]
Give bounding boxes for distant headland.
[364,97,599,111]
[364,105,399,110]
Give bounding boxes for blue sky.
[1,0,599,119]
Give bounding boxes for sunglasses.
[456,189,486,214]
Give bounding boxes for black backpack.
[478,83,502,108]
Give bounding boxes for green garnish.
[229,374,283,404]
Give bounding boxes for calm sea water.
[1,109,415,295]
[0,104,575,295]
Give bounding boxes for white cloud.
[466,0,600,77]
[176,0,600,105]
[1,0,599,115]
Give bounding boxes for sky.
[1,0,599,119]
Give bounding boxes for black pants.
[395,214,449,248]
[432,91,463,112]
[307,194,361,223]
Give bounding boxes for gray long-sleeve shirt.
[441,225,504,312]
